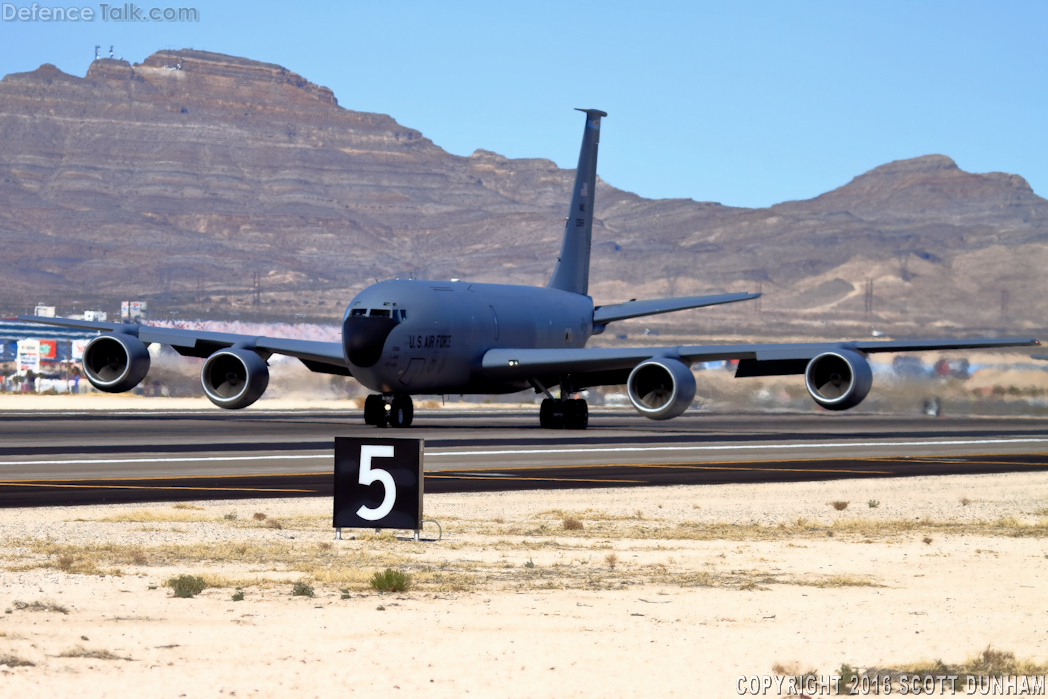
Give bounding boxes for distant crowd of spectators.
[0,367,81,394]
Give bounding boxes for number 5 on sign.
[356,445,395,520]
[333,437,423,530]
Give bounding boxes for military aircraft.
[21,109,1038,429]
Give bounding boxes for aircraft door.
[399,357,426,386]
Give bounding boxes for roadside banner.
[39,339,57,359]
[16,339,41,374]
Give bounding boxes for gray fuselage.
[342,280,593,395]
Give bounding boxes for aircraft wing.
[16,315,349,375]
[482,337,1039,382]
[593,292,760,324]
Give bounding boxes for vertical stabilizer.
[547,108,606,296]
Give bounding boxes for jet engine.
[200,348,270,409]
[804,349,873,410]
[82,334,151,393]
[626,357,697,420]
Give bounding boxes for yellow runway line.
[0,472,330,484]
[429,460,895,475]
[0,481,314,493]
[426,474,646,484]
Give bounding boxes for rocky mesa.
[1,49,1046,335]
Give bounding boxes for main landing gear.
[539,398,588,430]
[364,394,414,428]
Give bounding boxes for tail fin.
[547,108,606,296]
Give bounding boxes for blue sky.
[0,1,1044,208]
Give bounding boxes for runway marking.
[0,454,330,467]
[628,462,894,475]
[426,437,1048,457]
[427,474,646,484]
[0,481,313,493]
[0,472,330,484]
[2,437,1046,469]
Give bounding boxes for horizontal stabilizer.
[593,292,760,325]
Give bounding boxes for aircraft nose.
[342,315,400,368]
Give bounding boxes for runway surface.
[1,408,1047,507]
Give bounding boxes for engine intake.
[804,349,873,410]
[82,334,151,393]
[200,348,270,409]
[627,357,697,420]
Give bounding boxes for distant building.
[0,319,98,371]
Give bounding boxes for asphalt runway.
[1,408,1047,507]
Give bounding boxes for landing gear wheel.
[388,394,414,428]
[564,399,588,430]
[539,398,562,429]
[364,394,384,425]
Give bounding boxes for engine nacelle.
[82,334,151,393]
[627,357,697,420]
[804,349,873,411]
[200,348,270,410]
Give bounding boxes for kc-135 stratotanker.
[22,109,1038,428]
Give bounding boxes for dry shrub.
[960,497,972,506]
[252,512,267,521]
[563,517,584,531]
[832,501,849,511]
[127,546,149,565]
[172,504,204,511]
[263,519,283,530]
[58,645,126,660]
[605,553,618,569]
[772,661,818,676]
[847,646,1048,686]
[12,599,68,614]
[923,536,933,545]
[317,542,333,551]
[0,652,35,667]
[370,568,411,592]
[291,580,315,597]
[493,516,504,524]
[166,574,206,598]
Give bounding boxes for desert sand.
[1,469,1047,697]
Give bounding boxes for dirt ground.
[1,471,1047,697]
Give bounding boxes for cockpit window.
[393,310,408,322]
[350,308,367,317]
[370,308,392,318]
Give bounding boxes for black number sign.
[333,437,423,529]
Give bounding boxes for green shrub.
[232,590,244,602]
[292,580,315,597]
[167,574,206,598]
[370,568,411,592]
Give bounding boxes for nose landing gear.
[363,394,414,428]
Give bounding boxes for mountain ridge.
[1,49,1046,334]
